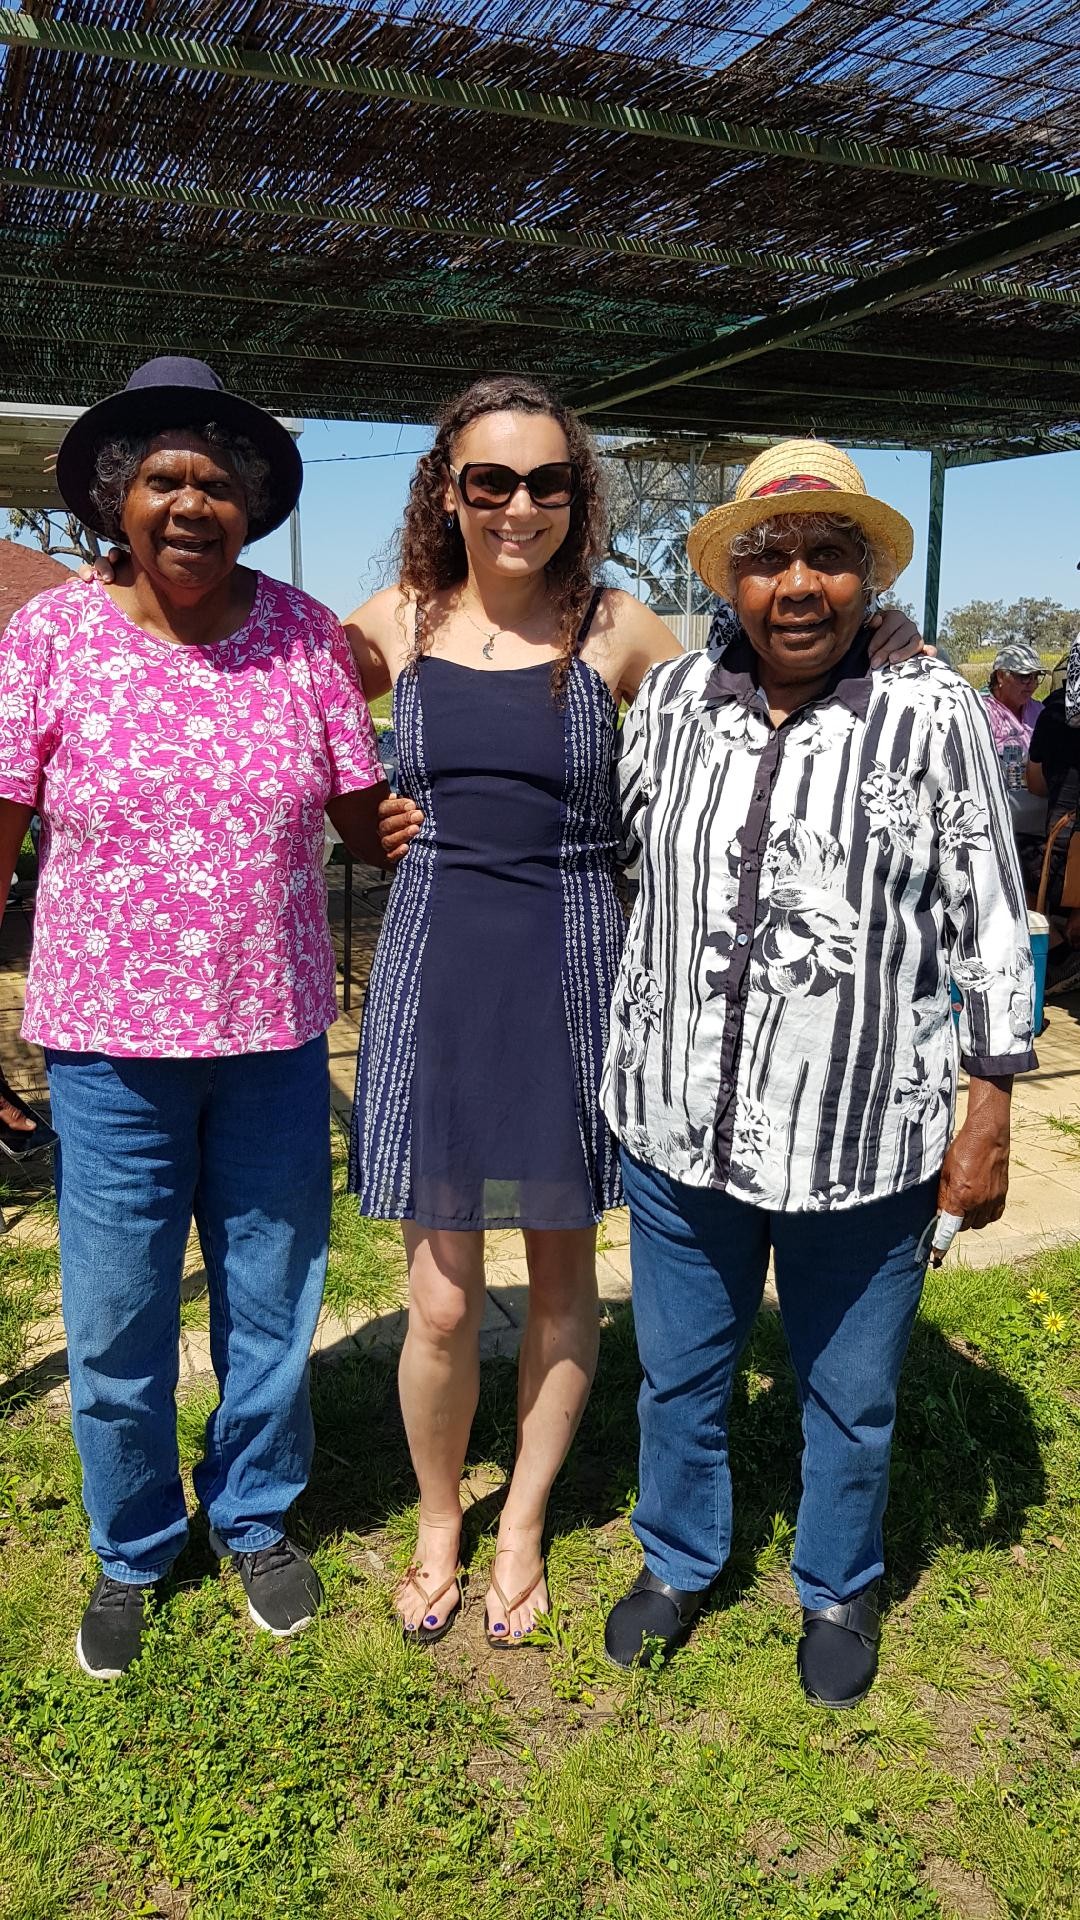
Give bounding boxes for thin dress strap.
[572,585,605,658]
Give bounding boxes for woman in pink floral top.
[0,358,386,1680]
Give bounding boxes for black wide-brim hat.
[55,356,303,544]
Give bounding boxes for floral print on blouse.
[0,574,380,1057]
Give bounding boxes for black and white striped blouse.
[600,639,1037,1213]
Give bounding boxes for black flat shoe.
[604,1564,709,1669]
[797,1586,881,1709]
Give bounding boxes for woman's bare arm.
[342,585,410,705]
[587,591,683,706]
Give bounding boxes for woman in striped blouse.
[601,442,1036,1708]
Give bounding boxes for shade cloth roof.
[1,0,1078,464]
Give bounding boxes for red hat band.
[751,474,840,498]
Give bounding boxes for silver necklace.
[459,602,505,660]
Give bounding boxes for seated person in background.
[1028,685,1080,993]
[983,643,1045,896]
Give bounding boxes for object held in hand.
[929,1211,964,1268]
[0,1084,58,1162]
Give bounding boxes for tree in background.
[602,449,733,612]
[7,508,99,566]
[940,595,1080,663]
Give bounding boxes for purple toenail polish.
[513,1629,522,1637]
[425,1614,438,1626]
[493,1622,507,1634]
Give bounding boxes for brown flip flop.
[397,1564,464,1646]
[484,1566,546,1649]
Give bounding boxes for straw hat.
[687,440,914,602]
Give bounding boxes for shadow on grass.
[301,1299,1046,1611]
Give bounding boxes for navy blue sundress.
[349,601,625,1230]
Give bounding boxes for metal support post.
[684,445,698,621]
[289,506,304,590]
[923,451,946,647]
[635,458,643,599]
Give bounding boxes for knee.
[524,1237,598,1318]
[410,1276,478,1344]
[528,1270,597,1322]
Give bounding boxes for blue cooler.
[951,910,1048,1038]
[1029,910,1049,1037]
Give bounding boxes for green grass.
[324,1119,405,1322]
[1,1223,1077,1918]
[0,1232,58,1379]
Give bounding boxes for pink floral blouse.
[0,574,381,1057]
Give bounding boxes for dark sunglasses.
[449,460,580,510]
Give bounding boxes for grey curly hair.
[728,512,890,595]
[88,421,273,545]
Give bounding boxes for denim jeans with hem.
[621,1150,937,1611]
[46,1036,331,1585]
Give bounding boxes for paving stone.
[353,1305,408,1353]
[180,1329,213,1378]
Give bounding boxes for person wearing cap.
[600,441,1036,1706]
[984,642,1043,752]
[983,644,1045,894]
[0,358,387,1679]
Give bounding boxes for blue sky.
[11,419,1080,628]
[250,422,1080,628]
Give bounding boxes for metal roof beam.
[2,167,1077,312]
[794,337,1080,379]
[599,396,1056,439]
[5,325,616,381]
[4,348,1033,446]
[571,199,1080,413]
[0,258,721,344]
[4,261,1080,385]
[1,11,1078,201]
[0,166,859,280]
[6,311,1070,417]
[691,373,1069,415]
[945,436,1080,465]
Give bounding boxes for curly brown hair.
[397,375,609,699]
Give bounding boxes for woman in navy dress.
[345,378,681,1643]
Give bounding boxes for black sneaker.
[209,1529,323,1637]
[76,1575,154,1680]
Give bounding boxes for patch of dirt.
[681,1705,737,1747]
[923,1854,1002,1918]
[916,1686,1013,1783]
[744,1825,839,1880]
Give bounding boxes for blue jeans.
[46,1037,331,1584]
[621,1152,937,1610]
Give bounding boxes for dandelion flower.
[1027,1288,1049,1306]
[1042,1313,1066,1336]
